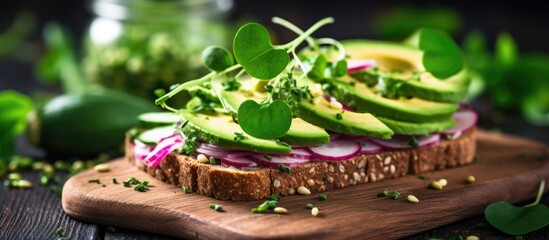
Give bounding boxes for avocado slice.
[376,116,456,135]
[329,78,458,123]
[214,77,330,146]
[181,111,291,154]
[343,40,469,102]
[294,97,393,139]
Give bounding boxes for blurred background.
[1,0,549,161]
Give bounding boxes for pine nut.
[94,164,111,172]
[17,179,32,189]
[407,195,419,203]
[273,207,288,214]
[466,236,479,240]
[466,175,476,184]
[430,181,443,190]
[197,154,209,163]
[438,178,448,187]
[297,186,311,195]
[311,207,319,217]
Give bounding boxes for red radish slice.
[196,146,233,159]
[226,151,254,158]
[443,109,478,135]
[307,139,361,161]
[341,135,365,140]
[200,143,237,152]
[250,155,310,167]
[355,139,382,154]
[347,59,377,73]
[369,134,441,150]
[143,135,183,168]
[221,156,258,168]
[279,148,313,160]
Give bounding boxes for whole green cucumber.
[26,89,158,157]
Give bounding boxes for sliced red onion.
[134,139,154,160]
[226,151,254,158]
[196,146,234,159]
[355,139,382,154]
[307,139,361,161]
[347,59,377,73]
[369,134,441,150]
[221,156,258,168]
[443,109,478,135]
[250,155,310,167]
[143,135,184,168]
[199,143,237,152]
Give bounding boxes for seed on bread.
[297,186,311,195]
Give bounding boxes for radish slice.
[250,155,310,167]
[329,133,342,141]
[199,143,237,152]
[226,151,254,158]
[443,110,478,135]
[369,134,441,150]
[279,148,313,160]
[221,156,258,168]
[143,135,184,168]
[134,139,154,160]
[347,59,377,73]
[355,139,382,154]
[307,139,361,161]
[341,135,365,140]
[196,146,233,159]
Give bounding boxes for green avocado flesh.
[343,40,469,102]
[181,111,291,154]
[329,77,458,123]
[377,116,456,135]
[216,78,330,146]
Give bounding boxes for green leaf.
[407,28,465,79]
[485,180,549,235]
[233,23,289,80]
[495,32,518,67]
[0,91,34,157]
[303,55,327,80]
[202,46,234,72]
[331,59,348,78]
[237,99,292,139]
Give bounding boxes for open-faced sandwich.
[125,17,477,200]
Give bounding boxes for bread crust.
[126,128,476,201]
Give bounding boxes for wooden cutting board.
[62,131,549,240]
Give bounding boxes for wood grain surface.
[61,131,549,240]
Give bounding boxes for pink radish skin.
[307,139,361,161]
[347,59,377,73]
[355,139,382,154]
[443,109,478,135]
[250,155,310,167]
[221,156,258,168]
[369,134,441,150]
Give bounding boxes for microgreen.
[302,55,328,81]
[406,28,464,79]
[233,132,247,142]
[237,100,292,139]
[278,163,291,173]
[0,91,34,158]
[202,46,234,72]
[221,78,241,91]
[485,180,549,236]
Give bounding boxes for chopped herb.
[390,191,400,200]
[221,78,242,91]
[179,133,198,155]
[50,186,62,197]
[209,157,217,165]
[106,226,116,233]
[233,132,247,142]
[252,200,278,213]
[57,237,69,240]
[268,194,282,201]
[54,227,63,236]
[134,182,149,192]
[408,136,419,147]
[444,134,453,140]
[40,174,52,186]
[112,178,118,184]
[417,175,429,180]
[335,112,343,120]
[306,203,314,209]
[183,186,190,193]
[474,155,481,162]
[319,194,328,201]
[377,188,389,197]
[88,179,101,184]
[278,163,291,173]
[210,204,223,212]
[263,155,272,161]
[275,139,290,147]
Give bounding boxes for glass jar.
[83,0,233,100]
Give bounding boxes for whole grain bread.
[126,128,476,201]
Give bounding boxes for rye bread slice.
[126,128,476,201]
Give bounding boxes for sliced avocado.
[294,97,393,139]
[181,111,291,154]
[343,40,469,102]
[329,78,458,122]
[376,116,456,135]
[214,77,330,146]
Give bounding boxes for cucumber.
[138,112,181,128]
[27,89,159,157]
[137,126,176,145]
